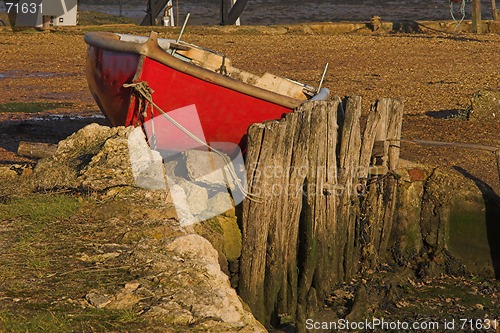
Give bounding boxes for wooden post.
[336,96,362,282]
[378,98,404,254]
[231,0,241,25]
[239,100,342,327]
[493,0,499,20]
[297,100,341,332]
[220,0,230,25]
[42,16,51,30]
[239,97,404,331]
[472,0,482,33]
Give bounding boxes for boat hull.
[85,32,326,154]
[86,47,141,127]
[130,56,293,152]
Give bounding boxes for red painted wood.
[87,48,294,154]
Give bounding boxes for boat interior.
[117,33,319,101]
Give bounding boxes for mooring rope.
[123,81,262,202]
[450,0,468,32]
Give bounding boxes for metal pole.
[171,12,190,55]
[176,12,190,43]
[492,0,499,20]
[317,63,329,94]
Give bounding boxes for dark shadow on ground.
[453,166,500,279]
[0,116,110,161]
[385,25,485,42]
[391,20,423,33]
[426,109,469,119]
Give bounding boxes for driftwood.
[402,138,500,152]
[17,141,57,159]
[239,97,404,330]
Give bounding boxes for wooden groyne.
[238,97,404,331]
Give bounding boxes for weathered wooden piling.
[238,96,404,330]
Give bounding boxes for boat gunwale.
[84,31,320,109]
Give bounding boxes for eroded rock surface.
[84,235,265,332]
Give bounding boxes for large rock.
[469,89,500,122]
[34,124,241,226]
[392,164,500,278]
[34,124,166,192]
[85,234,266,333]
[165,149,242,226]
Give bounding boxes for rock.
[176,177,208,215]
[469,89,500,122]
[0,164,32,179]
[106,283,142,310]
[154,235,265,330]
[85,292,112,309]
[27,123,259,331]
[85,282,142,311]
[182,149,237,190]
[34,124,167,192]
[195,215,242,262]
[394,166,500,278]
[167,183,196,226]
[127,127,166,190]
[92,234,266,332]
[0,165,19,178]
[78,134,134,191]
[207,192,235,217]
[166,169,237,226]
[33,124,240,228]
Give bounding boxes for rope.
[450,0,468,32]
[123,81,262,202]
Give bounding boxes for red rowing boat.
[84,31,329,154]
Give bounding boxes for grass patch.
[0,194,144,332]
[0,194,80,223]
[0,308,144,333]
[0,194,81,292]
[0,311,72,333]
[0,102,73,113]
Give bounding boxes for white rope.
[450,0,467,32]
[124,81,262,202]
